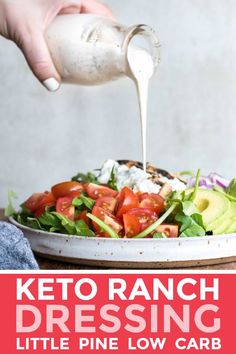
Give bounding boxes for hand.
[0,0,115,91]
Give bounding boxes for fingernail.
[43,78,60,92]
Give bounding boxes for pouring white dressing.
[127,48,155,172]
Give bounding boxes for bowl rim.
[9,216,234,243]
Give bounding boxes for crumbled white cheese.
[98,160,186,193]
[159,176,186,191]
[116,166,156,192]
[133,179,161,193]
[97,159,119,184]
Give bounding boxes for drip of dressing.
[127,48,155,172]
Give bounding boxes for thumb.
[21,31,61,92]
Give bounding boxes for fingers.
[20,31,61,92]
[81,0,116,20]
[58,0,116,19]
[59,6,82,15]
[55,0,82,16]
[42,0,82,25]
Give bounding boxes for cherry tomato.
[56,197,75,220]
[75,210,90,225]
[51,181,84,199]
[139,193,165,215]
[124,208,158,233]
[86,183,118,200]
[95,197,117,213]
[116,187,139,218]
[155,224,179,238]
[96,233,110,238]
[34,205,47,218]
[66,190,83,200]
[24,193,44,212]
[24,192,55,213]
[38,192,55,206]
[92,206,123,236]
[123,214,141,237]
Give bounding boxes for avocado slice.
[188,189,230,231]
[213,219,232,234]
[213,203,236,234]
[225,217,236,233]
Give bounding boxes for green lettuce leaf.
[4,190,17,217]
[226,179,236,198]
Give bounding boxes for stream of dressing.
[127,48,155,172]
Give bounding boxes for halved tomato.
[65,190,84,200]
[51,181,84,199]
[124,208,158,236]
[139,193,165,215]
[86,183,118,199]
[95,197,117,213]
[75,210,90,225]
[92,206,123,236]
[123,214,141,237]
[24,192,55,213]
[116,187,139,218]
[155,224,179,238]
[56,197,75,220]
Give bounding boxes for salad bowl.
[7,160,236,268]
[9,217,236,268]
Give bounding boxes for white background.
[0,0,236,206]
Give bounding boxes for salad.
[6,160,236,239]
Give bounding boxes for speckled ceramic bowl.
[9,217,236,268]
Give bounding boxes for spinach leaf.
[25,218,45,231]
[15,204,96,236]
[108,167,118,191]
[17,215,45,231]
[181,201,198,216]
[175,213,205,237]
[72,172,99,184]
[49,227,60,233]
[51,212,77,234]
[74,220,95,237]
[167,169,206,237]
[38,212,62,229]
[153,233,168,238]
[72,195,95,211]
[52,212,94,236]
